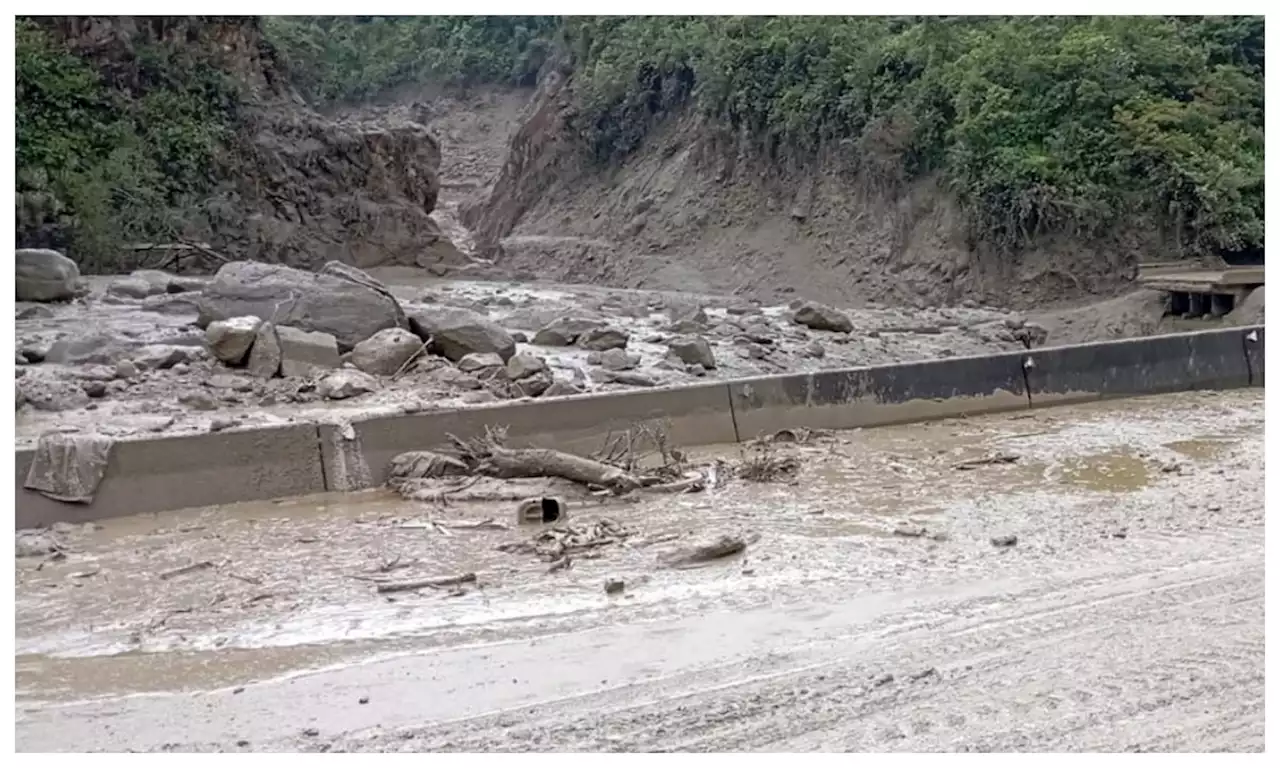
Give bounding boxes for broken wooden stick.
[953,453,1020,471]
[375,572,478,594]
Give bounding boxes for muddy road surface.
[15,390,1264,752]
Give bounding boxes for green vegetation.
[565,16,1264,256]
[19,15,1262,269]
[263,16,560,103]
[15,19,240,269]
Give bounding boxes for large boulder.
[408,306,517,363]
[16,249,82,302]
[349,327,423,376]
[792,301,853,333]
[196,261,406,351]
[667,335,717,369]
[276,326,341,378]
[206,316,263,365]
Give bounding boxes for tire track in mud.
[343,544,1263,753]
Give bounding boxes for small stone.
[990,534,1018,548]
[741,342,768,359]
[81,381,108,399]
[349,327,422,376]
[803,340,826,359]
[457,352,505,373]
[114,360,138,379]
[302,728,320,738]
[276,326,341,378]
[178,390,220,411]
[604,578,625,595]
[209,417,238,432]
[893,524,928,538]
[358,696,370,705]
[317,369,379,400]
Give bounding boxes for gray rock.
[276,326,341,378]
[82,380,109,398]
[16,249,82,302]
[532,316,605,346]
[349,327,422,376]
[197,261,406,351]
[205,316,263,365]
[140,293,200,315]
[506,353,548,381]
[317,369,380,400]
[178,390,220,411]
[667,335,717,369]
[107,277,156,299]
[247,323,283,379]
[114,360,139,379]
[599,348,640,371]
[516,371,554,397]
[577,326,630,351]
[45,332,136,365]
[602,370,659,387]
[16,305,55,320]
[803,340,826,359]
[741,342,768,360]
[17,372,90,411]
[541,379,583,398]
[457,352,506,373]
[17,530,61,558]
[408,306,516,362]
[792,301,854,333]
[133,345,202,371]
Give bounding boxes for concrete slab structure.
[14,425,327,529]
[1137,266,1264,319]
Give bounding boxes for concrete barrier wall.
[728,349,1031,441]
[1025,327,1259,407]
[14,425,327,529]
[14,326,1264,526]
[324,382,738,487]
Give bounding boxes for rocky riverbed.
[14,258,1044,449]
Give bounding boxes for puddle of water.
[1163,438,1235,460]
[1056,452,1154,493]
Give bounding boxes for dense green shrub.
[565,15,1263,257]
[15,19,239,269]
[263,16,560,103]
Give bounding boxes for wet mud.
[14,389,1265,752]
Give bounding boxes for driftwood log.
[483,447,642,492]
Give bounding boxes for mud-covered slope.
[16,16,464,272]
[464,72,1150,312]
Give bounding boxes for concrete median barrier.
[14,425,326,528]
[323,382,738,488]
[13,328,1265,524]
[1025,328,1255,407]
[729,350,1030,441]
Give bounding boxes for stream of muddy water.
[15,389,1265,752]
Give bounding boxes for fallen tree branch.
[375,572,478,594]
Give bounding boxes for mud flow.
[15,389,1264,752]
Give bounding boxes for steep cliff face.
[462,73,1150,311]
[17,16,464,272]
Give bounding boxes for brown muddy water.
[15,389,1266,752]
